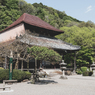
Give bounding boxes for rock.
[22,79,28,82]
[59,76,67,79]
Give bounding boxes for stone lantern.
[59,60,67,79]
[91,62,95,76]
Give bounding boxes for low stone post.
[60,60,67,79]
[91,62,95,77]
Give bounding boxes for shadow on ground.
[27,79,58,85]
[35,79,58,85]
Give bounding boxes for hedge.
[81,67,88,72]
[76,69,82,75]
[82,71,93,76]
[0,69,31,83]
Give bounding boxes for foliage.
[0,0,21,31]
[0,0,80,31]
[28,46,62,63]
[78,21,95,28]
[64,52,74,67]
[12,69,26,81]
[81,67,88,72]
[56,26,95,67]
[0,67,4,69]
[82,71,93,76]
[76,69,82,75]
[0,69,9,83]
[0,69,31,83]
[24,71,31,79]
[18,0,36,15]
[76,70,82,75]
[56,26,95,47]
[76,47,93,67]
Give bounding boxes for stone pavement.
[0,75,95,95]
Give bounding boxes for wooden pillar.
[62,54,64,60]
[40,61,42,68]
[21,60,23,71]
[73,51,76,74]
[61,53,64,60]
[35,59,37,73]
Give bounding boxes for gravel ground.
[0,75,95,95]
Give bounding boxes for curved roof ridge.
[23,13,26,21]
[0,13,64,33]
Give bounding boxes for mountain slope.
[0,0,80,31]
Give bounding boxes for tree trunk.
[15,58,19,69]
[5,55,7,69]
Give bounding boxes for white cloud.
[85,5,93,13]
[87,5,92,9]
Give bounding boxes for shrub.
[81,67,88,72]
[25,71,31,79]
[89,71,93,76]
[12,70,26,82]
[0,69,31,83]
[0,67,4,69]
[76,69,82,75]
[83,71,93,76]
[0,69,9,83]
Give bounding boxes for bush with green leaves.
[0,69,9,83]
[0,69,31,83]
[81,67,88,72]
[0,67,4,69]
[82,71,93,76]
[12,70,26,82]
[76,69,82,75]
[24,71,31,79]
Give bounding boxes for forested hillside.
[0,0,80,31]
[1,0,95,68]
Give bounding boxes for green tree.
[0,0,21,31]
[56,26,95,67]
[27,46,62,82]
[18,0,36,15]
[28,46,62,63]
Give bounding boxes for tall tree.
[56,26,95,67]
[0,0,21,31]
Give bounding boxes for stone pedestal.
[91,63,95,77]
[93,70,95,76]
[59,60,67,79]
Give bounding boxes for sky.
[25,0,95,23]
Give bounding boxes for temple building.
[0,13,80,70]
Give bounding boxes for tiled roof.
[21,35,81,50]
[0,13,63,33]
[0,35,80,51]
